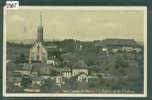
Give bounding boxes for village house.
[39,65,51,80]
[12,63,31,77]
[13,77,22,87]
[72,60,88,76]
[22,63,32,70]
[30,72,38,79]
[55,76,65,86]
[62,67,72,78]
[47,59,55,65]
[76,72,88,82]
[12,71,22,87]
[32,77,43,87]
[50,76,65,86]
[13,70,30,76]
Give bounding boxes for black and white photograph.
[3,6,147,97]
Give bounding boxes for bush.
[21,76,32,88]
[15,53,26,63]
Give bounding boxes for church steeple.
[37,12,43,42]
[29,12,48,64]
[40,12,42,26]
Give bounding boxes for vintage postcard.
[3,6,147,97]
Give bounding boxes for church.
[29,13,48,63]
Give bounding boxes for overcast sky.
[5,7,145,42]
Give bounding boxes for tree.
[115,56,129,69]
[21,76,32,88]
[16,53,26,63]
[63,77,78,90]
[42,79,56,89]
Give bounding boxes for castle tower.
[37,12,43,42]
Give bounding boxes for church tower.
[37,12,43,42]
[29,12,48,63]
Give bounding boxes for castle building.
[29,12,48,63]
[95,38,142,55]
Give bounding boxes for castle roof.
[96,38,138,47]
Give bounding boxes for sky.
[5,7,145,42]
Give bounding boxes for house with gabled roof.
[50,75,65,86]
[72,60,88,76]
[75,72,88,82]
[32,77,43,87]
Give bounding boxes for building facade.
[29,42,48,62]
